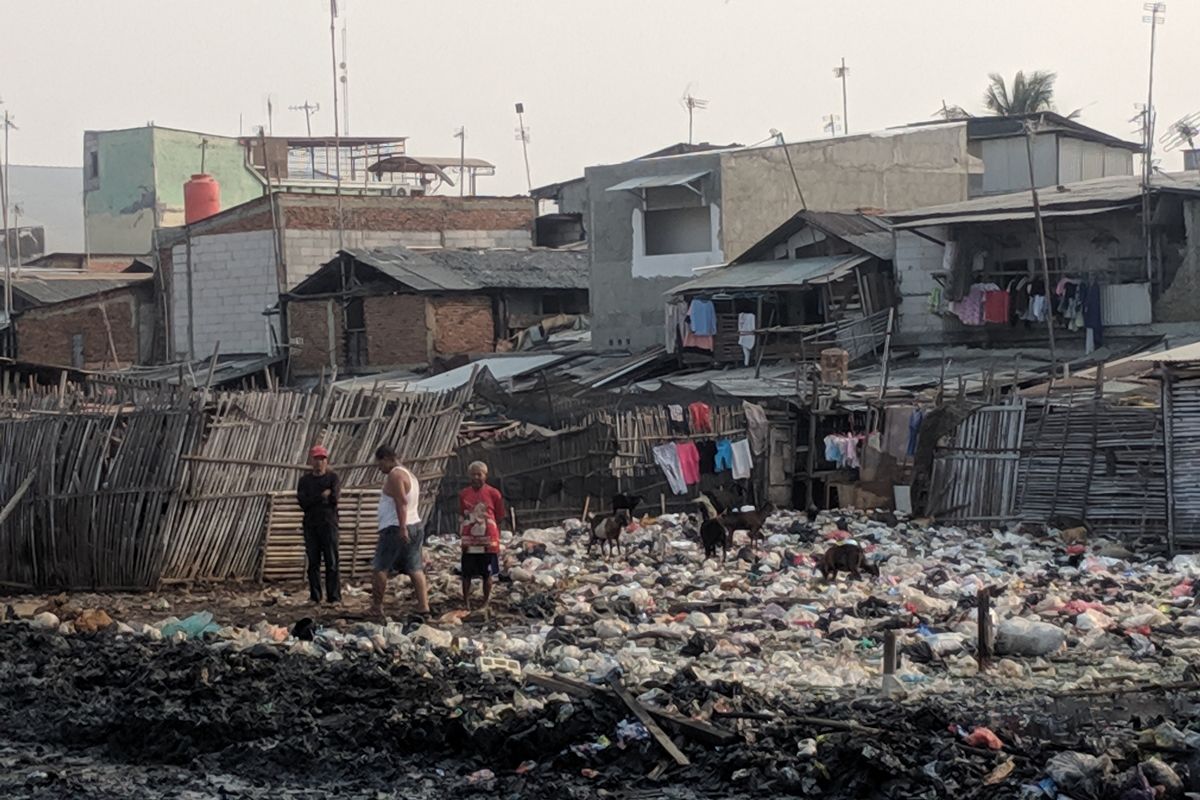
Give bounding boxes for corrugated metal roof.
[8,272,152,306]
[891,204,1135,229]
[1136,342,1200,363]
[356,354,566,393]
[733,210,894,263]
[887,172,1200,226]
[332,247,589,293]
[605,171,710,192]
[669,254,868,294]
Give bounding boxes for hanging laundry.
[737,312,756,366]
[688,402,712,433]
[687,298,717,336]
[665,405,689,435]
[652,444,688,495]
[664,300,687,354]
[824,434,844,464]
[844,434,861,468]
[681,332,715,351]
[982,290,1010,324]
[907,408,925,458]
[1082,280,1103,348]
[730,439,753,480]
[675,441,701,485]
[714,438,734,472]
[696,440,718,474]
[742,401,768,456]
[949,283,994,326]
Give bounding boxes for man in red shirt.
[458,460,505,614]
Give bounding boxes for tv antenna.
[823,113,842,137]
[1160,111,1200,151]
[680,84,708,145]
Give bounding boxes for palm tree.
[984,71,1059,116]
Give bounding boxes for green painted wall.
[83,126,266,254]
[152,128,264,229]
[83,127,156,254]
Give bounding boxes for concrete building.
[885,172,1200,347]
[156,192,537,360]
[585,126,976,351]
[84,126,267,254]
[284,246,588,375]
[2,271,156,368]
[897,113,1140,197]
[7,165,85,253]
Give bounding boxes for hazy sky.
[2,0,1195,195]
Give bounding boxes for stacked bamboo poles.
[260,489,377,581]
[0,391,198,590]
[159,383,470,582]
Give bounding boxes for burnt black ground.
[1,624,1199,799]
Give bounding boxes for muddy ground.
[2,622,1199,800]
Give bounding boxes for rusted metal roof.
[7,271,152,307]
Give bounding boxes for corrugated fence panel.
[1168,377,1200,551]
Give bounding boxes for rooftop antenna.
[339,1,350,135]
[329,0,344,251]
[1141,1,1166,284]
[454,126,466,197]
[823,113,841,137]
[680,84,708,145]
[515,102,532,194]
[932,100,971,121]
[1159,111,1200,150]
[833,58,850,134]
[289,100,320,176]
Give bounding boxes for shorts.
[461,552,498,579]
[373,523,425,574]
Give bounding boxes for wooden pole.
[977,589,992,672]
[1023,119,1057,365]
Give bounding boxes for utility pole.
[515,103,532,194]
[1142,1,1166,284]
[1024,119,1057,367]
[834,58,850,134]
[339,8,350,135]
[329,0,344,251]
[454,126,466,197]
[1,107,14,347]
[289,100,319,176]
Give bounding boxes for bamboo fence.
[159,383,471,582]
[0,381,470,589]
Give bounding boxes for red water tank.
[184,173,221,224]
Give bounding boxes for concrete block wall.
[893,227,950,344]
[170,230,279,358]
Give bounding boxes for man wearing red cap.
[296,444,341,604]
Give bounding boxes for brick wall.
[365,294,429,366]
[430,295,494,355]
[288,298,342,372]
[169,229,279,358]
[17,291,142,367]
[281,195,535,232]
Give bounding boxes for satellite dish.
[1160,111,1200,151]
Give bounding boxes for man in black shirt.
[296,444,341,603]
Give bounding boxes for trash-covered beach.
[5,511,1200,798]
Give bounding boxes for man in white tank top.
[370,445,430,618]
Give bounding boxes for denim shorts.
[373,523,425,574]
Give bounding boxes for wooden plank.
[605,671,690,766]
[525,673,736,746]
